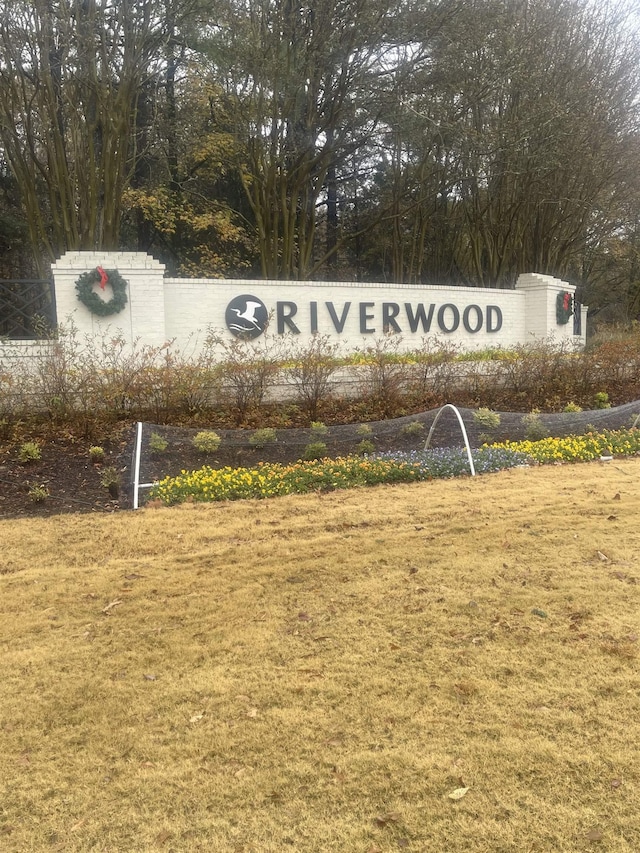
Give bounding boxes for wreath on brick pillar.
[75,266,128,316]
[556,290,574,325]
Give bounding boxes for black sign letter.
[382,302,401,333]
[404,303,435,333]
[486,305,503,333]
[277,301,300,334]
[326,302,351,333]
[463,304,483,333]
[437,303,460,333]
[360,302,375,334]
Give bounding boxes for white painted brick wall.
[163,278,529,355]
[2,254,586,369]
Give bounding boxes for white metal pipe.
[424,403,476,477]
[132,421,143,509]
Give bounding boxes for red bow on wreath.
[96,266,109,290]
[563,292,571,311]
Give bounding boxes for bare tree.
[0,0,187,267]
[208,0,408,280]
[361,0,640,289]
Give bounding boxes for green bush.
[522,410,549,441]
[302,441,328,461]
[356,439,376,456]
[28,484,49,503]
[18,441,42,464]
[593,391,611,409]
[400,420,425,437]
[356,423,373,437]
[89,445,105,463]
[149,432,169,454]
[100,466,120,498]
[310,421,328,437]
[192,430,222,453]
[473,407,501,429]
[563,402,583,413]
[249,427,277,448]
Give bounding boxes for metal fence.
[0,278,56,339]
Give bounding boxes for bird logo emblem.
[225,295,269,339]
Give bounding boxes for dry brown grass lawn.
[1,460,640,852]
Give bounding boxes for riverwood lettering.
[274,300,503,335]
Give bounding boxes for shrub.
[149,432,168,454]
[356,439,376,456]
[192,430,222,453]
[405,338,459,402]
[100,466,120,498]
[563,402,582,413]
[211,333,284,424]
[310,421,328,437]
[286,334,340,419]
[400,420,425,436]
[89,445,105,463]
[302,441,328,461]
[473,407,501,429]
[354,336,410,416]
[356,423,373,437]
[593,391,611,409]
[18,441,42,464]
[249,427,277,448]
[522,410,549,441]
[28,484,49,503]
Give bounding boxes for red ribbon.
[96,266,109,290]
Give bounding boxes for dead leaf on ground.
[101,599,122,614]
[596,551,609,563]
[373,811,401,827]
[611,778,622,789]
[143,673,157,681]
[585,826,604,842]
[448,787,470,800]
[189,712,204,723]
[246,707,259,718]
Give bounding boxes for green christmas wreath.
[556,290,574,325]
[75,266,128,316]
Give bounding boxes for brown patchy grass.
[1,460,640,852]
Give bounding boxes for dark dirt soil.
[0,427,134,520]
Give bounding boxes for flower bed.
[490,428,640,464]
[148,428,640,506]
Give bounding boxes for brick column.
[51,251,167,348]
[515,272,585,346]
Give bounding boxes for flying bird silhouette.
[230,301,263,330]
